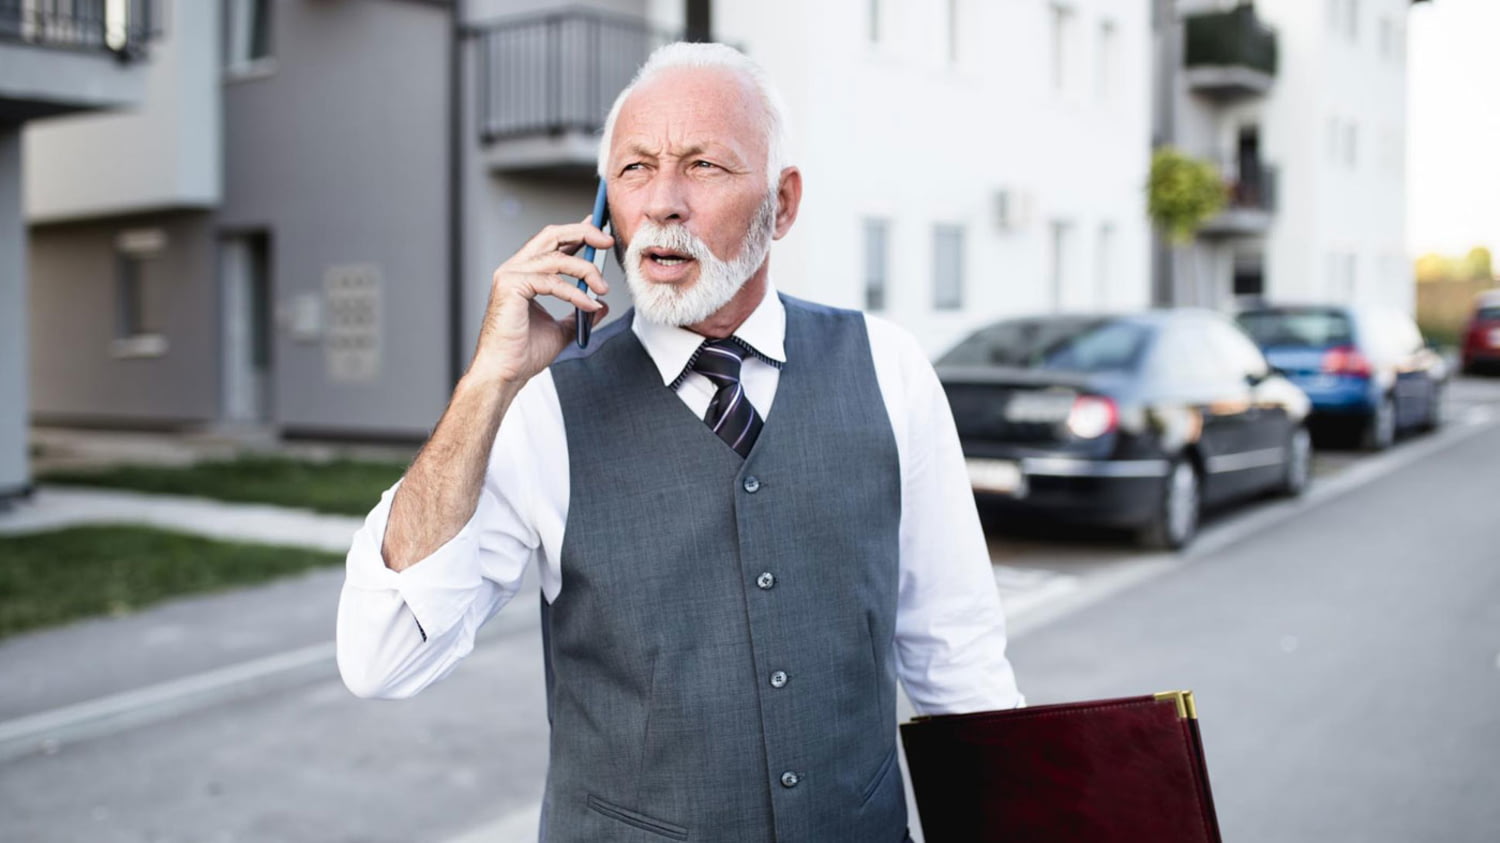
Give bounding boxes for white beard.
[622,191,778,327]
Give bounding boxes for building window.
[116,253,150,340]
[1346,0,1359,43]
[1049,221,1072,311]
[1050,4,1073,94]
[1344,121,1358,168]
[863,219,890,311]
[1097,20,1116,101]
[933,224,965,311]
[868,0,880,44]
[1096,222,1115,307]
[226,0,274,74]
[111,228,170,357]
[946,0,959,63]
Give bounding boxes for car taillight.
[1321,345,1372,378]
[1067,395,1118,439]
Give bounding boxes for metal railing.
[472,7,677,142]
[1183,5,1277,78]
[0,0,159,58]
[1226,163,1277,214]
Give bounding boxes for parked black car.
[1235,304,1447,450]
[937,310,1312,550]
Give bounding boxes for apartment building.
[1154,0,1428,311]
[2,0,158,498]
[24,0,1153,440]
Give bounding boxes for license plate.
[1488,328,1500,348]
[967,458,1025,495]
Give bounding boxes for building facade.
[1154,0,1427,312]
[3,0,158,497]
[24,0,1154,440]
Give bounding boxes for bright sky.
[1407,0,1500,257]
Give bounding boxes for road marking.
[0,642,334,764]
[443,804,541,843]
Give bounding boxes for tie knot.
[691,338,747,384]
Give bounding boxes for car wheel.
[1138,459,1200,551]
[1361,395,1396,451]
[1274,425,1312,497]
[1420,385,1445,432]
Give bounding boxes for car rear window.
[1476,306,1500,321]
[938,318,1152,373]
[1236,310,1354,348]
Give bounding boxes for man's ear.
[772,167,802,240]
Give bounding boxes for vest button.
[756,572,776,590]
[742,475,761,493]
[769,670,789,688]
[780,771,800,788]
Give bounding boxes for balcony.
[1199,162,1277,239]
[472,7,676,176]
[0,0,159,121]
[1183,5,1277,102]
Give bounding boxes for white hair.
[597,42,790,191]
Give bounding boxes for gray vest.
[543,296,905,842]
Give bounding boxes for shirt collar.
[632,280,787,388]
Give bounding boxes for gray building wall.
[219,0,452,436]
[30,211,221,426]
[1,127,27,494]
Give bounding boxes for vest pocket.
[859,746,900,807]
[586,794,689,840]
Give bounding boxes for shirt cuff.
[343,485,490,643]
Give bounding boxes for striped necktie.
[689,337,764,459]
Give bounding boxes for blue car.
[1235,305,1447,450]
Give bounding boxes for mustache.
[617,222,714,267]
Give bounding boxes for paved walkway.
[0,486,364,552]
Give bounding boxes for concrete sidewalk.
[0,485,364,551]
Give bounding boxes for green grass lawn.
[39,455,407,516]
[0,525,344,639]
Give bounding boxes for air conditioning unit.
[992,189,1033,231]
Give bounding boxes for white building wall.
[712,0,1153,357]
[22,0,221,223]
[1245,0,1412,312]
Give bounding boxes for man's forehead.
[611,67,766,153]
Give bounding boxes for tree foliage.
[1147,147,1228,244]
[1414,246,1495,283]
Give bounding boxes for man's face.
[606,67,778,325]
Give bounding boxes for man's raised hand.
[468,218,614,386]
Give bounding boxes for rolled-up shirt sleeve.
[868,316,1025,715]
[336,377,551,700]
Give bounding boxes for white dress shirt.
[336,283,1023,715]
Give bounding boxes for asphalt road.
[2,377,1498,842]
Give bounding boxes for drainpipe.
[686,0,711,41]
[448,0,466,386]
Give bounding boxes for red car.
[1461,292,1500,375]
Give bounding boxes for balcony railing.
[473,7,676,144]
[1200,161,1277,238]
[1183,5,1277,100]
[0,0,159,59]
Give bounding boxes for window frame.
[932,223,966,312]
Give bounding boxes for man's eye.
[693,160,718,169]
[621,163,642,172]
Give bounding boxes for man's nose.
[641,168,689,225]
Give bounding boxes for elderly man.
[337,42,1021,842]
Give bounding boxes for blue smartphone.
[575,180,611,349]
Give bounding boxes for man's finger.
[521,222,614,259]
[543,274,604,312]
[519,253,609,295]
